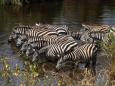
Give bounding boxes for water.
[0,0,115,85]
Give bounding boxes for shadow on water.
[0,0,115,85]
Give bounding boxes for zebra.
[9,23,68,45]
[16,25,58,47]
[8,24,34,47]
[89,30,115,45]
[26,35,74,52]
[35,23,69,35]
[24,35,57,56]
[26,35,76,58]
[22,30,67,57]
[82,24,111,33]
[56,43,98,75]
[8,25,33,41]
[36,39,78,61]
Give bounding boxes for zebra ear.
[35,23,41,26]
[82,24,89,30]
[111,26,115,32]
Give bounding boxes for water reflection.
[63,0,115,25]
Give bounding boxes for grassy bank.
[0,56,114,86]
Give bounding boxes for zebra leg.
[91,56,97,76]
[74,61,80,71]
[32,51,40,62]
[85,61,90,68]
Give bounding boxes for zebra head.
[16,35,26,47]
[8,32,15,42]
[9,32,17,40]
[26,45,35,57]
[16,38,23,47]
[56,58,64,70]
[32,51,40,62]
[56,58,75,71]
[20,42,28,53]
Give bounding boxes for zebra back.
[82,24,111,32]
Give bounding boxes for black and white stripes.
[56,43,98,68]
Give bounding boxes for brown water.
[0,0,115,86]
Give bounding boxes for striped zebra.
[36,39,78,61]
[16,26,58,47]
[35,23,69,35]
[22,30,70,56]
[8,24,34,47]
[82,24,111,33]
[26,35,76,58]
[26,35,74,51]
[89,30,115,45]
[24,35,57,56]
[56,43,98,75]
[68,31,83,40]
[8,25,33,41]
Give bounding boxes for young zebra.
[56,43,98,75]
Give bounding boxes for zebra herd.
[8,23,115,75]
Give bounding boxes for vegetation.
[0,56,44,86]
[102,33,115,80]
[0,0,23,6]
